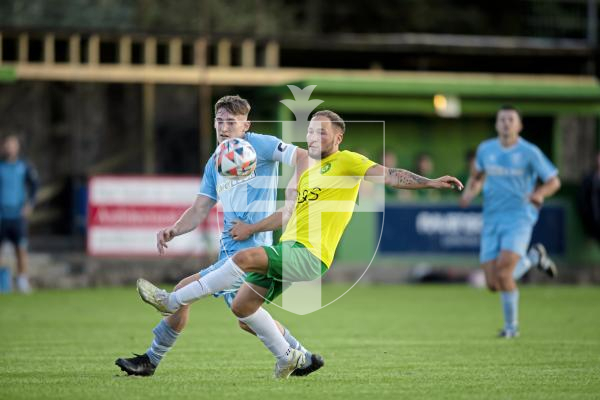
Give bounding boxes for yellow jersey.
[280,150,376,267]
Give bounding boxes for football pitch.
[1,284,599,399]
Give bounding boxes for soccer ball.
[215,138,257,178]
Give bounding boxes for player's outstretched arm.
[230,175,299,241]
[157,194,216,254]
[230,150,308,241]
[364,164,463,191]
[230,204,290,241]
[459,170,485,208]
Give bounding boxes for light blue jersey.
[0,159,38,220]
[476,137,558,262]
[475,137,558,225]
[198,132,297,303]
[199,132,297,253]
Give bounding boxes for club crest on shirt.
[320,162,332,174]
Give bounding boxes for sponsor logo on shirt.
[297,187,322,203]
[487,165,525,177]
[216,171,257,194]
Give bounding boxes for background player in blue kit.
[460,105,561,338]
[115,95,320,376]
[0,135,38,294]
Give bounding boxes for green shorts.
[245,241,328,303]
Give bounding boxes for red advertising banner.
[87,176,223,256]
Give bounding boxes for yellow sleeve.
[342,151,377,178]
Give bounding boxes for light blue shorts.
[479,220,533,263]
[199,252,247,309]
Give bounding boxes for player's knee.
[232,250,252,269]
[495,260,508,271]
[231,299,258,319]
[231,300,246,318]
[495,266,512,281]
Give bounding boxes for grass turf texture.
[1,284,599,399]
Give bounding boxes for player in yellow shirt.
[137,110,463,379]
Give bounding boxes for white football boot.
[136,278,177,315]
[274,348,306,379]
[531,243,558,278]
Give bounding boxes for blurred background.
[1,0,599,290]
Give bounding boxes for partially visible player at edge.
[0,135,38,293]
[460,105,561,338]
[137,110,464,378]
[115,95,322,377]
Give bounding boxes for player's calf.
[238,320,254,333]
[485,278,498,292]
[481,262,499,292]
[494,263,518,291]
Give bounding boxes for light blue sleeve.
[474,144,485,173]
[251,133,297,166]
[198,156,217,200]
[530,146,558,182]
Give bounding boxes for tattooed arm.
[364,164,464,191]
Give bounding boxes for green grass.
[1,284,599,399]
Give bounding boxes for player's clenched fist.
[431,175,463,191]
[156,227,177,255]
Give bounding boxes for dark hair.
[215,95,251,116]
[311,110,345,134]
[465,149,476,161]
[498,104,522,119]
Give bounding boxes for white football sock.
[238,308,290,359]
[172,258,245,306]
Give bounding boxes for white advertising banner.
[87,176,222,256]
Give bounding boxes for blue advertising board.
[377,205,565,255]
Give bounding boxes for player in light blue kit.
[116,95,321,375]
[460,105,561,338]
[0,135,38,293]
